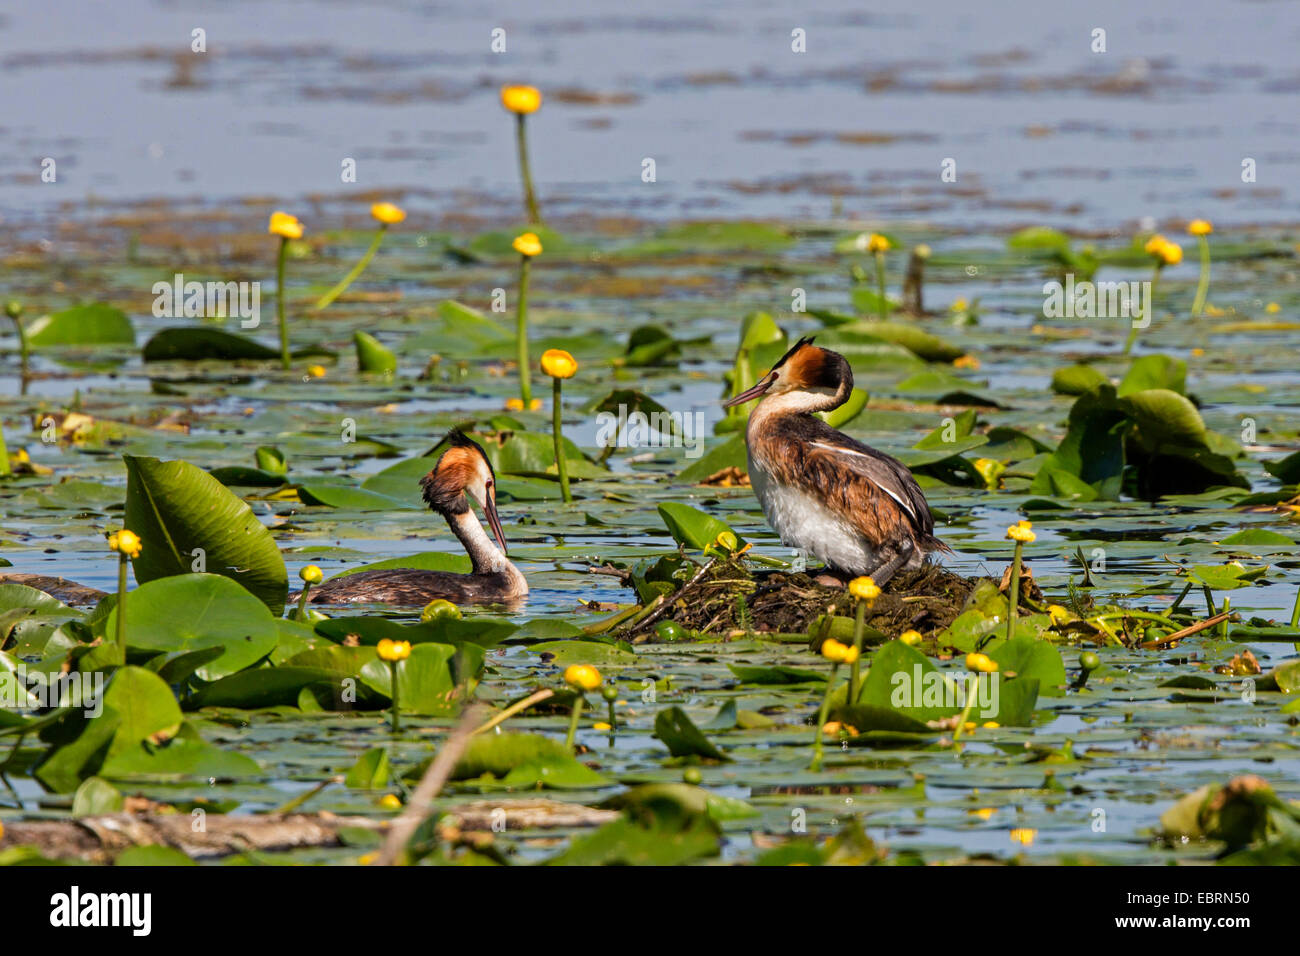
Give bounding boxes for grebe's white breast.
[747,444,877,574]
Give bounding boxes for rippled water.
[4,0,1300,228]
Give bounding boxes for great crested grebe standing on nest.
[724,336,948,586]
[304,431,527,606]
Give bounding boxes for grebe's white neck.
[447,509,528,594]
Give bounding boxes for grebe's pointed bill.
[483,488,508,556]
[721,335,818,408]
[723,371,776,408]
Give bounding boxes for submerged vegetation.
[1,81,1299,866]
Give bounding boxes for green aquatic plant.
[563,664,601,750]
[501,85,544,224]
[541,348,577,502]
[512,232,542,405]
[1188,219,1213,317]
[315,202,406,311]
[1125,234,1182,355]
[268,210,305,370]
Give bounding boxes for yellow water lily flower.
[965,652,998,674]
[1048,604,1070,625]
[865,233,891,253]
[268,211,304,240]
[1143,234,1183,266]
[898,630,923,646]
[512,232,543,257]
[379,794,402,810]
[1006,523,1036,543]
[299,564,323,584]
[377,638,411,662]
[501,84,542,115]
[848,576,881,603]
[109,529,142,559]
[564,664,602,691]
[1187,218,1213,236]
[540,348,577,378]
[307,364,327,378]
[1266,302,1281,314]
[371,202,406,225]
[592,721,612,731]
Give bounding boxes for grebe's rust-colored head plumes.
[420,431,508,554]
[723,336,852,413]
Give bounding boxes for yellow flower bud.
[564,664,602,691]
[376,638,411,663]
[540,348,577,378]
[865,232,891,253]
[111,529,142,559]
[299,564,323,584]
[370,202,406,225]
[965,652,998,674]
[820,639,859,664]
[592,721,612,731]
[512,231,543,257]
[1143,234,1182,266]
[378,794,402,810]
[268,211,304,240]
[848,576,881,603]
[420,599,461,622]
[1187,219,1213,237]
[898,630,923,646]
[500,84,542,115]
[307,364,327,378]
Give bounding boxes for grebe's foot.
[813,570,850,588]
[860,541,915,588]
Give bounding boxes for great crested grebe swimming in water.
[724,336,948,586]
[304,431,527,606]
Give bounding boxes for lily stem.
[314,225,387,311]
[296,582,313,620]
[952,673,980,742]
[115,553,128,652]
[516,114,542,225]
[276,236,290,370]
[1124,263,1160,355]
[1006,541,1024,643]
[1190,235,1211,317]
[552,376,571,502]
[874,250,887,318]
[848,600,866,704]
[388,661,401,733]
[516,255,532,405]
[564,694,584,750]
[809,662,841,772]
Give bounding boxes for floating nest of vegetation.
[622,558,991,641]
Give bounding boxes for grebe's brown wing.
[775,418,943,547]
